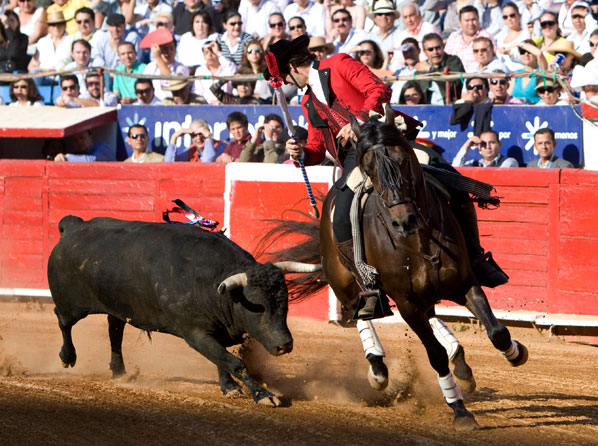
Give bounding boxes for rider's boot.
[453,201,509,288]
[336,240,390,320]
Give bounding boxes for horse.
[265,104,528,430]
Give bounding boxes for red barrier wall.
[1,161,597,319]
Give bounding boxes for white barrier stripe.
[0,288,52,298]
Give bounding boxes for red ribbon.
[265,51,283,88]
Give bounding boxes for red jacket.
[300,54,420,166]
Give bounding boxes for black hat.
[107,13,125,26]
[277,126,308,145]
[263,35,310,80]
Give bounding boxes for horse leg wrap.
[501,340,519,362]
[437,373,463,404]
[356,319,385,357]
[429,317,461,362]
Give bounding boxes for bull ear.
[217,272,248,295]
[384,102,394,126]
[349,114,361,141]
[275,261,322,274]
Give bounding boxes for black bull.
[47,216,319,406]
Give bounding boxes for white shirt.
[36,34,72,71]
[192,57,237,103]
[468,57,510,74]
[177,32,219,67]
[333,28,371,55]
[239,0,281,38]
[370,25,402,55]
[283,1,326,37]
[143,60,190,100]
[134,0,173,36]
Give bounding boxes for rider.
[263,35,507,319]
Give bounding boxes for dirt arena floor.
[0,301,596,446]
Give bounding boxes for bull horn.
[217,272,248,295]
[274,261,322,274]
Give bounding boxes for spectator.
[0,12,28,73]
[133,78,161,104]
[13,0,47,48]
[557,0,598,37]
[129,0,173,37]
[261,12,289,48]
[535,78,568,105]
[325,0,366,36]
[509,39,547,104]
[287,16,307,39]
[520,0,542,37]
[216,111,252,163]
[81,70,119,106]
[367,0,401,56]
[489,73,522,103]
[355,39,394,80]
[590,28,598,56]
[239,113,285,162]
[570,60,598,102]
[210,74,268,104]
[113,41,146,104]
[177,10,218,69]
[445,5,496,72]
[545,38,582,76]
[534,11,566,63]
[398,80,427,104]
[495,2,530,67]
[54,73,100,107]
[192,40,236,104]
[451,77,492,134]
[396,3,439,51]
[8,78,45,106]
[92,13,141,70]
[283,0,326,38]
[63,39,105,95]
[46,0,92,35]
[461,76,490,103]
[440,0,484,39]
[70,7,101,48]
[470,36,509,73]
[526,128,573,168]
[566,3,595,54]
[452,130,519,167]
[330,8,369,55]
[308,36,335,61]
[124,124,164,163]
[238,39,271,100]
[53,129,115,162]
[216,11,254,65]
[165,119,226,162]
[479,0,505,38]
[143,29,190,101]
[239,0,281,39]
[390,38,423,102]
[28,10,71,74]
[417,32,465,104]
[172,0,212,38]
[161,79,207,104]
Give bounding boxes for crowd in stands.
[1,0,596,166]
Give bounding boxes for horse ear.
[350,114,361,140]
[384,103,394,126]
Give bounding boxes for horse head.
[351,104,425,236]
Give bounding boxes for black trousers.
[333,146,357,243]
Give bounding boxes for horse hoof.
[368,365,388,391]
[453,413,479,431]
[451,345,476,393]
[257,395,281,407]
[508,341,528,367]
[224,388,245,399]
[455,375,476,394]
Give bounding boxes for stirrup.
[474,252,509,288]
[354,290,394,321]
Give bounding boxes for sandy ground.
[0,301,597,446]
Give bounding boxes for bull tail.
[58,215,84,235]
[255,208,327,303]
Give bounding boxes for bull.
[47,216,320,406]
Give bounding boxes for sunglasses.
[502,13,517,19]
[473,47,489,53]
[403,94,420,102]
[519,48,530,55]
[135,88,152,94]
[269,21,284,28]
[332,16,351,23]
[18,0,34,2]
[12,84,28,89]
[191,132,206,139]
[61,84,78,91]
[228,21,243,26]
[76,19,91,24]
[375,12,394,17]
[310,46,327,52]
[357,50,373,56]
[571,14,586,19]
[130,133,147,140]
[590,41,597,47]
[537,87,556,94]
[247,48,262,54]
[490,79,508,85]
[289,24,304,31]
[86,81,100,87]
[540,20,557,28]
[424,45,442,52]
[467,84,485,91]
[156,22,169,27]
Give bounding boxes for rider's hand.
[338,123,356,145]
[285,137,303,160]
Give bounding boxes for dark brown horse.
[266,105,528,430]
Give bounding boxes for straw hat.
[47,10,67,25]
[535,78,559,91]
[546,39,582,59]
[162,79,190,91]
[308,37,335,54]
[368,0,400,20]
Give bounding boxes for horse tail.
[254,208,327,303]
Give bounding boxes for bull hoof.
[508,341,528,367]
[111,369,126,379]
[59,348,76,368]
[367,365,389,391]
[453,413,479,431]
[257,395,282,407]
